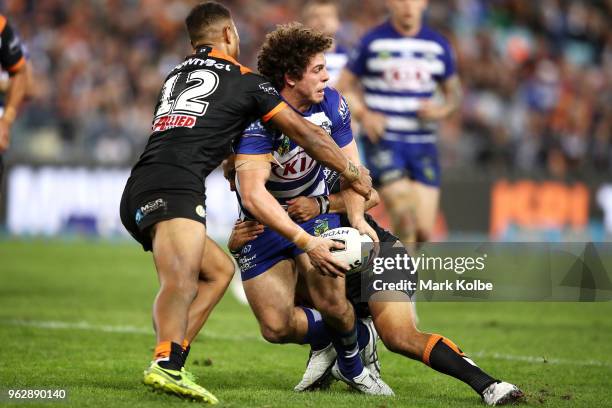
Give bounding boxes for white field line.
[2,319,611,368]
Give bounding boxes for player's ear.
[284,73,296,88]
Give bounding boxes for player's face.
[293,53,329,104]
[303,4,340,37]
[386,0,428,32]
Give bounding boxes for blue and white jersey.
[346,21,456,144]
[234,87,353,216]
[325,44,348,87]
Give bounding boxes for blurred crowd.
[3,0,612,177]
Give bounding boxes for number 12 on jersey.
[155,69,220,118]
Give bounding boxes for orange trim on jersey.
[0,15,6,33]
[262,101,287,123]
[7,56,26,74]
[208,48,252,74]
[422,334,442,366]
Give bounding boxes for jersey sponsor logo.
[339,97,350,124]
[259,82,279,96]
[152,114,197,132]
[272,149,317,181]
[172,57,231,73]
[195,205,206,218]
[135,198,167,224]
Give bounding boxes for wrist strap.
[316,195,330,214]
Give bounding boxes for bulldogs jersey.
[234,87,353,217]
[347,21,456,144]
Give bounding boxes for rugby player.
[119,2,372,403]
[228,23,393,395]
[287,184,523,406]
[336,0,462,246]
[0,15,28,191]
[230,157,525,406]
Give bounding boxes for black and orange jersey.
[0,15,25,75]
[132,46,286,188]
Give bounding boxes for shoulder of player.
[419,25,452,48]
[0,15,7,32]
[322,87,349,124]
[356,21,390,47]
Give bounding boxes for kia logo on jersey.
[271,149,318,181]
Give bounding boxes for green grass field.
[1,239,611,407]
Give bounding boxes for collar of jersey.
[195,46,241,66]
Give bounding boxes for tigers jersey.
[234,87,353,217]
[131,46,286,192]
[0,15,25,76]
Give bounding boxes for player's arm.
[338,140,378,241]
[235,154,349,277]
[336,68,386,143]
[287,188,379,223]
[417,74,462,121]
[269,107,371,199]
[0,21,27,153]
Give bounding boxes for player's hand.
[349,165,372,199]
[350,216,379,243]
[222,155,237,191]
[361,110,387,143]
[287,196,320,223]
[228,219,264,253]
[417,100,450,121]
[0,120,10,153]
[306,237,349,278]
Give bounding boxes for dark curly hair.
[257,22,333,90]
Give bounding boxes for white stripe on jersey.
[385,116,437,132]
[370,38,444,54]
[362,77,437,93]
[270,176,327,199]
[366,57,445,76]
[382,132,437,143]
[364,95,423,113]
[326,53,348,84]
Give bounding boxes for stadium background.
[0,0,611,241]
[1,1,612,407]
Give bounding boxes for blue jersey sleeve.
[437,37,456,82]
[345,36,369,78]
[234,120,274,155]
[326,89,353,148]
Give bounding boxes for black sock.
[427,336,497,395]
[181,344,191,367]
[158,342,184,371]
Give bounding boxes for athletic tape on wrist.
[292,229,315,251]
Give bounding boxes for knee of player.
[260,321,294,344]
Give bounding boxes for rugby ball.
[319,227,374,273]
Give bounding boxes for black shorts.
[120,165,207,251]
[342,214,415,318]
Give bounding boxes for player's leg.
[144,218,218,403]
[378,177,418,246]
[182,236,236,364]
[369,298,523,405]
[297,254,393,395]
[411,181,440,243]
[243,259,309,344]
[150,218,205,366]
